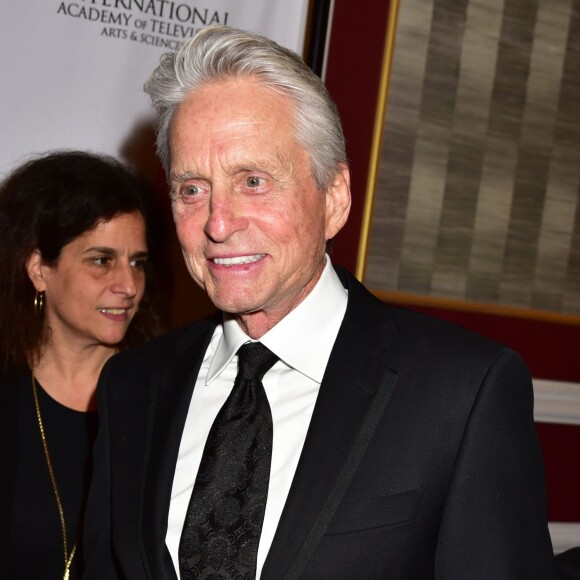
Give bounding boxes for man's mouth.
[213,254,266,266]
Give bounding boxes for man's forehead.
[173,78,295,128]
[169,82,304,176]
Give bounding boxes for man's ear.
[325,163,351,241]
[26,249,48,292]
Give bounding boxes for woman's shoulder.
[0,366,29,428]
[0,365,29,393]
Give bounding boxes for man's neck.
[234,267,326,339]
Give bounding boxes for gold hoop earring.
[34,291,45,317]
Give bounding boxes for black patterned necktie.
[179,342,279,579]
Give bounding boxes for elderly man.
[85,26,554,579]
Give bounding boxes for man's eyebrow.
[170,171,202,183]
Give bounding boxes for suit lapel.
[262,270,399,579]
[139,320,217,579]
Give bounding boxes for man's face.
[168,77,350,336]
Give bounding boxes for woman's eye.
[92,257,110,266]
[130,259,146,270]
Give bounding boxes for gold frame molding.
[356,0,400,283]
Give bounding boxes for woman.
[0,151,163,579]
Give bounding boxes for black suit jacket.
[84,267,554,579]
[555,547,580,579]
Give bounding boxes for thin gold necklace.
[31,372,77,580]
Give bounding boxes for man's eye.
[183,184,200,196]
[246,176,264,187]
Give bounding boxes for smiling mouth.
[98,308,130,315]
[213,254,266,266]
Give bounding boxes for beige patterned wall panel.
[366,0,580,315]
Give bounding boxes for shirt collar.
[206,256,348,384]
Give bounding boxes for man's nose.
[204,188,249,242]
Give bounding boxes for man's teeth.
[98,308,127,315]
[213,254,265,266]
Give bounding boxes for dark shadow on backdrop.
[303,0,332,77]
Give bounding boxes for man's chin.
[215,302,261,316]
[206,284,265,314]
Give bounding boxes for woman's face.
[29,212,148,350]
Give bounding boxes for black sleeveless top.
[0,368,98,579]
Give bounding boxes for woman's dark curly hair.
[0,150,164,371]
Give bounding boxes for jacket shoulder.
[336,265,511,360]
[391,305,508,356]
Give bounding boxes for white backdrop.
[0,1,310,177]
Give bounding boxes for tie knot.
[236,342,279,382]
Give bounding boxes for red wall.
[324,0,391,271]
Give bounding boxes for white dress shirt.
[165,257,348,578]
